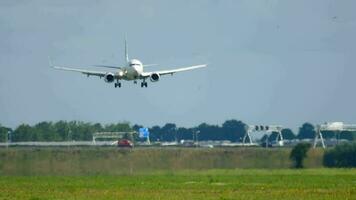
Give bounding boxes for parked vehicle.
[118,139,134,148]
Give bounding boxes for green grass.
[0,169,355,200]
[0,147,325,175]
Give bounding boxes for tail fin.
[125,36,129,63]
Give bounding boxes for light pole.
[174,127,178,144]
[195,130,200,147]
[67,128,72,148]
[6,130,11,149]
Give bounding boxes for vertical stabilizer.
[125,36,129,63]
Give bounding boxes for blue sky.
[1,0,356,130]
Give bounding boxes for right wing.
[143,64,158,67]
[140,64,207,78]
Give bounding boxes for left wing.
[140,64,207,78]
[92,65,123,70]
[53,66,109,77]
[49,57,111,77]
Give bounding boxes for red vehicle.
[117,139,134,148]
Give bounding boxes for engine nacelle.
[150,73,160,82]
[104,73,115,83]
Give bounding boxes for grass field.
[0,147,324,175]
[0,169,355,200]
[0,148,353,199]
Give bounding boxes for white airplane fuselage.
[120,59,143,80]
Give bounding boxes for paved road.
[0,141,115,147]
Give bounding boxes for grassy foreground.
[1,169,355,200]
[0,147,324,175]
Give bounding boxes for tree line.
[0,120,355,142]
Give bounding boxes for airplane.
[51,39,207,88]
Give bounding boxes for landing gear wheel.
[115,83,122,88]
[141,82,148,88]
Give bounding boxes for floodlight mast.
[243,125,284,147]
[242,129,253,145]
[313,125,326,149]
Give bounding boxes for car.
[118,139,134,148]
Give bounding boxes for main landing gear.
[141,81,148,88]
[114,80,148,88]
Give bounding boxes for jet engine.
[150,73,160,82]
[104,73,115,83]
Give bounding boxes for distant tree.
[93,123,103,132]
[53,121,69,141]
[34,121,59,141]
[340,131,356,141]
[320,130,336,139]
[176,127,193,141]
[323,142,356,168]
[281,129,296,140]
[149,125,162,142]
[0,125,12,142]
[297,123,316,139]
[161,123,177,141]
[197,123,221,141]
[104,122,132,132]
[290,143,311,168]
[13,124,34,142]
[132,124,143,131]
[222,120,247,142]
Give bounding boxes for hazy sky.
[1,0,356,130]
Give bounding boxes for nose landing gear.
[114,80,121,88]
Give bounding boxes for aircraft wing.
[53,66,109,77]
[92,65,123,70]
[140,64,207,78]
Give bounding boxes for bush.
[323,142,356,168]
[290,143,311,168]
